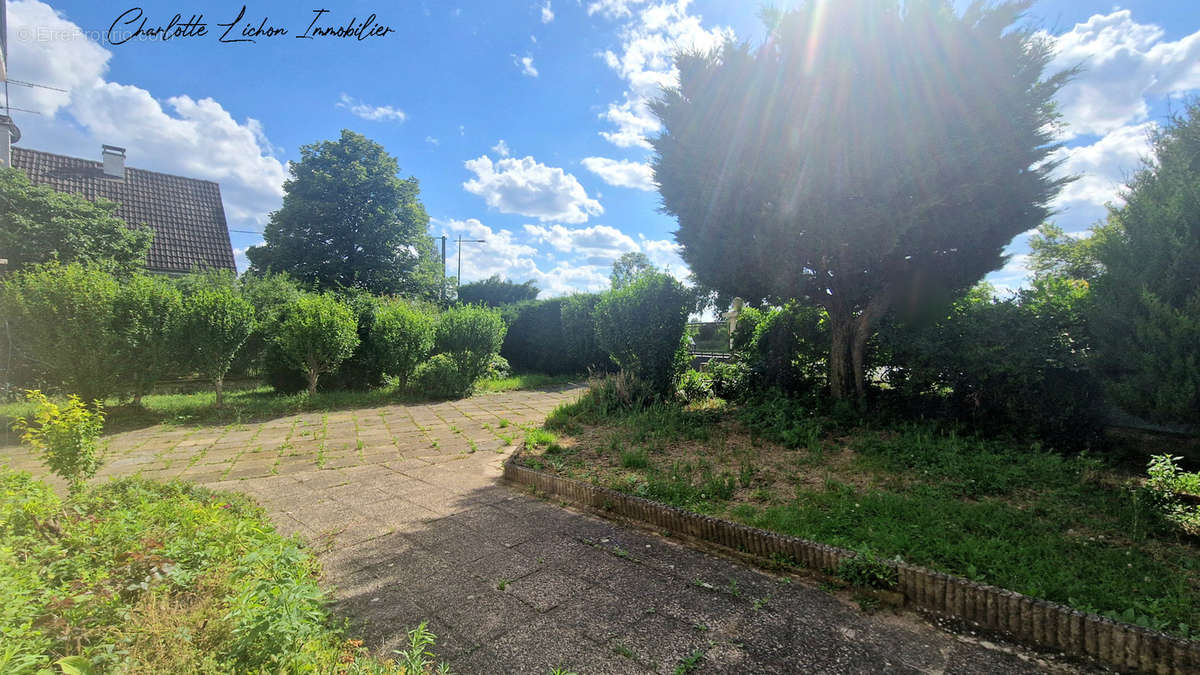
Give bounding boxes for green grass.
[529,391,1200,639]
[0,373,581,441]
[0,469,447,674]
[473,372,580,393]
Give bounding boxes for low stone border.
[503,456,1199,675]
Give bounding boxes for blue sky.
[6,0,1200,296]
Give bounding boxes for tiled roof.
[10,146,237,274]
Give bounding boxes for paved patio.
[1,386,1089,673]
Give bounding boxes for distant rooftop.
[11,146,237,274]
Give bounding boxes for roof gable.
[10,146,237,274]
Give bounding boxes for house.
[10,146,237,274]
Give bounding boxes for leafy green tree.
[594,272,692,396]
[609,252,655,290]
[651,1,1072,401]
[1091,102,1200,424]
[1,263,121,401]
[433,305,506,384]
[236,272,305,374]
[274,294,360,395]
[179,286,255,406]
[369,298,434,388]
[245,130,430,295]
[0,167,152,276]
[112,274,184,404]
[457,275,540,307]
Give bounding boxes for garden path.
[1,386,1089,673]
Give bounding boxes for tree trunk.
[850,296,891,404]
[306,370,319,396]
[828,309,853,401]
[215,375,224,407]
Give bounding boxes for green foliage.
[111,274,183,402]
[594,272,692,396]
[883,286,1102,447]
[652,2,1072,399]
[456,275,539,307]
[370,298,435,387]
[433,305,506,383]
[1028,222,1111,283]
[274,294,361,395]
[0,472,446,673]
[11,391,104,495]
[235,272,305,376]
[1,263,122,401]
[413,353,473,399]
[545,372,659,429]
[560,293,614,374]
[677,370,712,404]
[1145,455,1200,535]
[741,303,828,395]
[1091,102,1200,425]
[246,130,431,295]
[177,284,255,406]
[499,298,585,375]
[704,360,748,400]
[609,251,655,290]
[0,167,153,276]
[837,550,899,590]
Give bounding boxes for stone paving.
[1,386,1090,674]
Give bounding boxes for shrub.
[741,302,828,395]
[704,360,747,400]
[111,273,183,403]
[884,287,1102,447]
[178,286,255,406]
[500,298,577,374]
[311,291,385,391]
[1145,455,1200,535]
[594,272,692,396]
[235,272,304,376]
[273,294,360,395]
[484,354,512,380]
[677,369,712,404]
[370,298,435,387]
[434,305,506,382]
[1,263,121,401]
[837,549,898,590]
[413,353,474,399]
[11,390,104,495]
[560,293,612,374]
[729,306,764,353]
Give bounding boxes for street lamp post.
[456,235,485,293]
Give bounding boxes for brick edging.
[503,456,1199,674]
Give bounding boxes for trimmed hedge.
[594,272,692,396]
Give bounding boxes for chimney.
[102,145,126,179]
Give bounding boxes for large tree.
[246,130,430,295]
[609,252,655,290]
[0,167,152,276]
[457,275,540,307]
[1090,102,1200,425]
[651,1,1072,401]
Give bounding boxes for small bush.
[434,305,506,383]
[594,272,692,396]
[1145,454,1200,534]
[677,370,712,404]
[560,293,612,374]
[484,354,512,380]
[837,550,899,590]
[741,302,827,395]
[413,353,474,399]
[705,360,748,400]
[273,294,360,395]
[234,272,304,376]
[370,298,435,387]
[178,285,255,406]
[1,263,122,401]
[11,390,104,495]
[111,273,184,403]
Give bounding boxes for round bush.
[594,272,692,396]
[413,353,474,399]
[434,305,506,382]
[273,293,360,395]
[369,298,435,387]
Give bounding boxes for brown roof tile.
[10,146,237,274]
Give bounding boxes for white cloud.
[425,136,440,146]
[596,0,733,148]
[637,234,688,282]
[541,0,554,24]
[987,254,1032,297]
[515,54,539,77]
[491,139,512,157]
[6,1,286,234]
[1051,122,1153,221]
[582,156,655,190]
[436,218,540,282]
[335,93,407,122]
[1047,11,1200,139]
[523,224,639,263]
[463,155,604,223]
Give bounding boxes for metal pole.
[456,235,462,291]
[440,235,447,303]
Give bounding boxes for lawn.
[530,394,1200,639]
[0,373,581,442]
[0,471,448,674]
